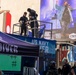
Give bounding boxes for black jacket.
[19,16,28,27]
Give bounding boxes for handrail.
[13,23,20,25]
[13,22,46,31]
[27,20,53,24]
[12,20,53,39]
[33,68,40,75]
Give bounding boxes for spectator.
[62,59,71,75]
[58,67,62,75]
[46,61,58,75]
[68,67,75,75]
[72,62,76,74]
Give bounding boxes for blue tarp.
[0,32,39,56]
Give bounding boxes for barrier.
[12,20,53,39]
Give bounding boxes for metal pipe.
[13,20,53,39]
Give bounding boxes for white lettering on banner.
[39,41,49,46]
[0,43,18,53]
[45,46,49,53]
[32,40,37,45]
[32,40,49,53]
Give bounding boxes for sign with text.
[9,34,56,54]
[0,54,21,71]
[0,32,39,57]
[0,41,39,56]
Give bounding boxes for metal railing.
[23,67,40,75]
[12,20,53,39]
[12,23,21,34]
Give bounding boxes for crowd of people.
[45,59,76,75]
[19,8,38,38]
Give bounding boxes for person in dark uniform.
[46,61,58,75]
[62,59,71,75]
[27,8,38,38]
[19,12,28,36]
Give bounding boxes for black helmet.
[50,61,56,67]
[27,8,31,12]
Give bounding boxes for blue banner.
[9,34,56,54]
[73,46,76,61]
